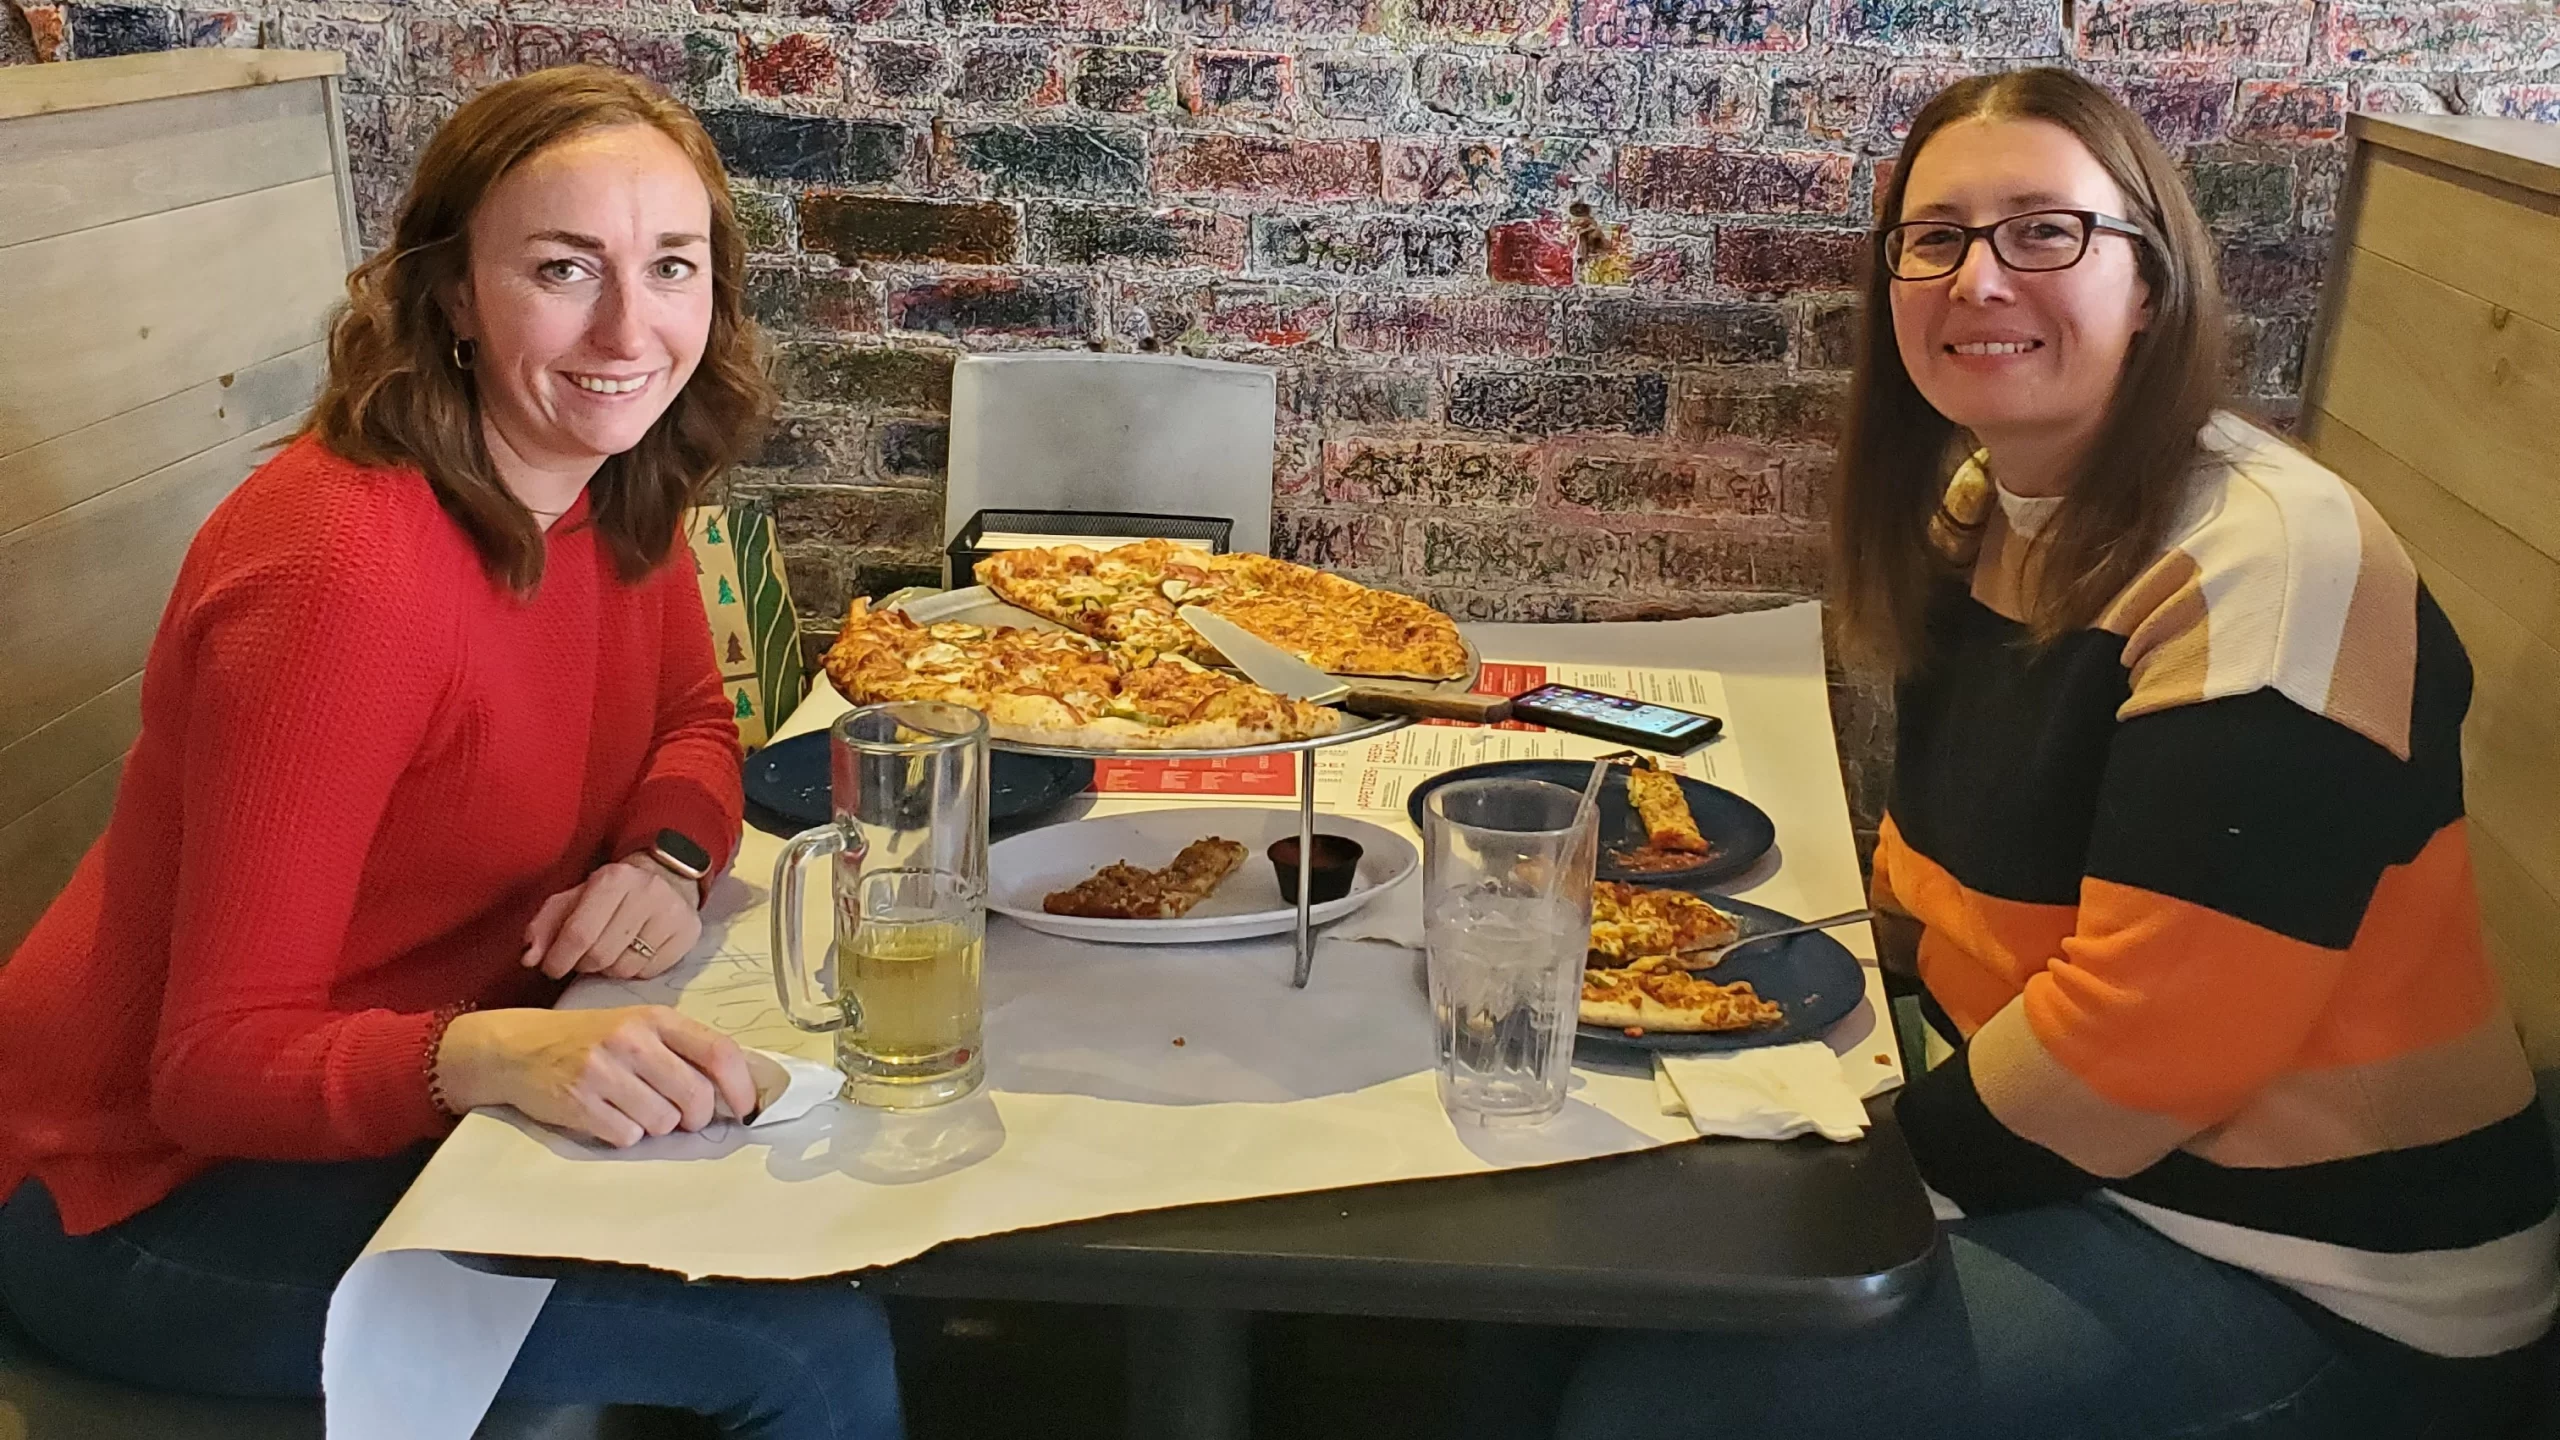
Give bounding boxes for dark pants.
[1466,1197,2543,1440]
[0,1151,902,1440]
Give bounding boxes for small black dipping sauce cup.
[1267,835,1364,905]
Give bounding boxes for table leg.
[1290,748,1316,988]
[1125,1306,1251,1440]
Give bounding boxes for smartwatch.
[648,828,711,883]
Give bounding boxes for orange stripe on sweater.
[1874,818,2076,1038]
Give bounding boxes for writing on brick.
[2075,0,2314,61]
[1576,0,1811,51]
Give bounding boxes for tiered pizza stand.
[989,717,1413,987]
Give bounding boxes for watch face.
[654,828,711,875]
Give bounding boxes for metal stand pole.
[1290,746,1316,988]
[1126,1306,1252,1440]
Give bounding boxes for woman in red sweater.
[0,67,900,1438]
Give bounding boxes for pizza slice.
[1588,882,1743,966]
[1624,759,1711,855]
[1580,956,1784,1034]
[1043,838,1249,920]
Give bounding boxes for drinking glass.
[1421,777,1597,1127]
[771,703,990,1108]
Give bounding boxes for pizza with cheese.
[1581,956,1784,1034]
[823,601,1345,750]
[1588,882,1742,965]
[975,539,1469,682]
[1044,837,1249,919]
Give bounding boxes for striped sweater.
[1880,411,2559,1358]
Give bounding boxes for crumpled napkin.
[1652,1040,1875,1142]
[1326,873,1424,949]
[718,1049,845,1128]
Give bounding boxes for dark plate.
[743,730,1093,839]
[1575,896,1866,1056]
[1402,759,1774,888]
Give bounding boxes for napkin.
[1327,873,1424,948]
[721,1049,844,1128]
[1651,1041,1872,1142]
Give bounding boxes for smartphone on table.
[1506,683,1723,755]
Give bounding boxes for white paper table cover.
[323,603,1899,1439]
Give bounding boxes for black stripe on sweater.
[1893,1044,2101,1216]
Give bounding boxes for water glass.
[771,703,990,1108]
[1421,777,1597,1127]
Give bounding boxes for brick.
[1567,299,1787,363]
[1414,519,1634,588]
[1342,294,1555,357]
[1645,58,1764,133]
[890,275,1092,340]
[182,10,254,48]
[2217,240,2323,311]
[2324,2,2556,69]
[1541,441,1788,518]
[1189,51,1293,113]
[1423,588,1589,623]
[1383,136,1607,205]
[1251,212,1481,281]
[406,14,505,99]
[2189,161,2293,232]
[1075,46,1173,111]
[1307,57,1406,118]
[1171,0,1381,33]
[1272,511,1401,571]
[741,32,842,99]
[509,26,685,90]
[1419,51,1532,122]
[947,124,1148,199]
[2074,0,2314,62]
[877,421,948,479]
[1538,54,1645,131]
[857,41,948,102]
[1157,135,1381,201]
[1319,440,1537,507]
[1449,370,1668,434]
[956,42,1063,106]
[23,5,65,61]
[2112,74,2236,146]
[704,110,908,185]
[802,195,1019,265]
[1280,367,1439,425]
[1678,377,1846,441]
[1827,0,2062,57]
[280,11,396,89]
[1796,298,1860,369]
[768,486,942,551]
[732,186,794,254]
[1133,284,1337,348]
[2354,80,2450,116]
[1874,64,1970,139]
[1770,67,1878,141]
[2481,84,2560,124]
[947,0,1139,25]
[745,414,867,475]
[2229,79,2346,142]
[1489,217,1577,287]
[775,343,956,411]
[1033,204,1248,270]
[681,33,731,106]
[1575,0,1813,50]
[70,2,170,56]
[1618,145,1854,215]
[1714,225,1864,293]
[1638,527,1824,592]
[1395,0,1571,43]
[1275,427,1324,498]
[745,267,884,334]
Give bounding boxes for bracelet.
[423,1002,476,1118]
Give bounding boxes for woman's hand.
[435,1006,758,1147]
[523,856,701,980]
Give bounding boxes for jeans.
[1465,1197,2540,1440]
[0,1150,903,1440]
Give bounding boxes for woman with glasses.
[1530,67,2555,1440]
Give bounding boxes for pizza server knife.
[1177,606,1514,724]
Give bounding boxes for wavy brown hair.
[305,65,773,592]
[1829,67,2225,675]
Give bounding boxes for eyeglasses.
[1878,210,2147,281]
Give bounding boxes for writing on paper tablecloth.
[1092,753,1298,797]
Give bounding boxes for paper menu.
[1083,663,1738,813]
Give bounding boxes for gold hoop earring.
[450,337,476,371]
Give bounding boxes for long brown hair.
[1828,67,2224,674]
[305,66,773,592]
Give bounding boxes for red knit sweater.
[0,437,743,1235]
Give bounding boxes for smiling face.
[447,123,714,500]
[1888,115,2152,476]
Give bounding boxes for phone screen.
[1515,685,1716,741]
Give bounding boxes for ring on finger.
[625,936,657,960]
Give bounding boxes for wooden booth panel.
[0,79,338,250]
[2350,150,2560,339]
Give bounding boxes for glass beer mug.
[771,702,990,1108]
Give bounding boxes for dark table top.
[871,1094,1941,1333]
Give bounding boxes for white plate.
[990,808,1417,945]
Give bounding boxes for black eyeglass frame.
[1877,209,2149,281]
